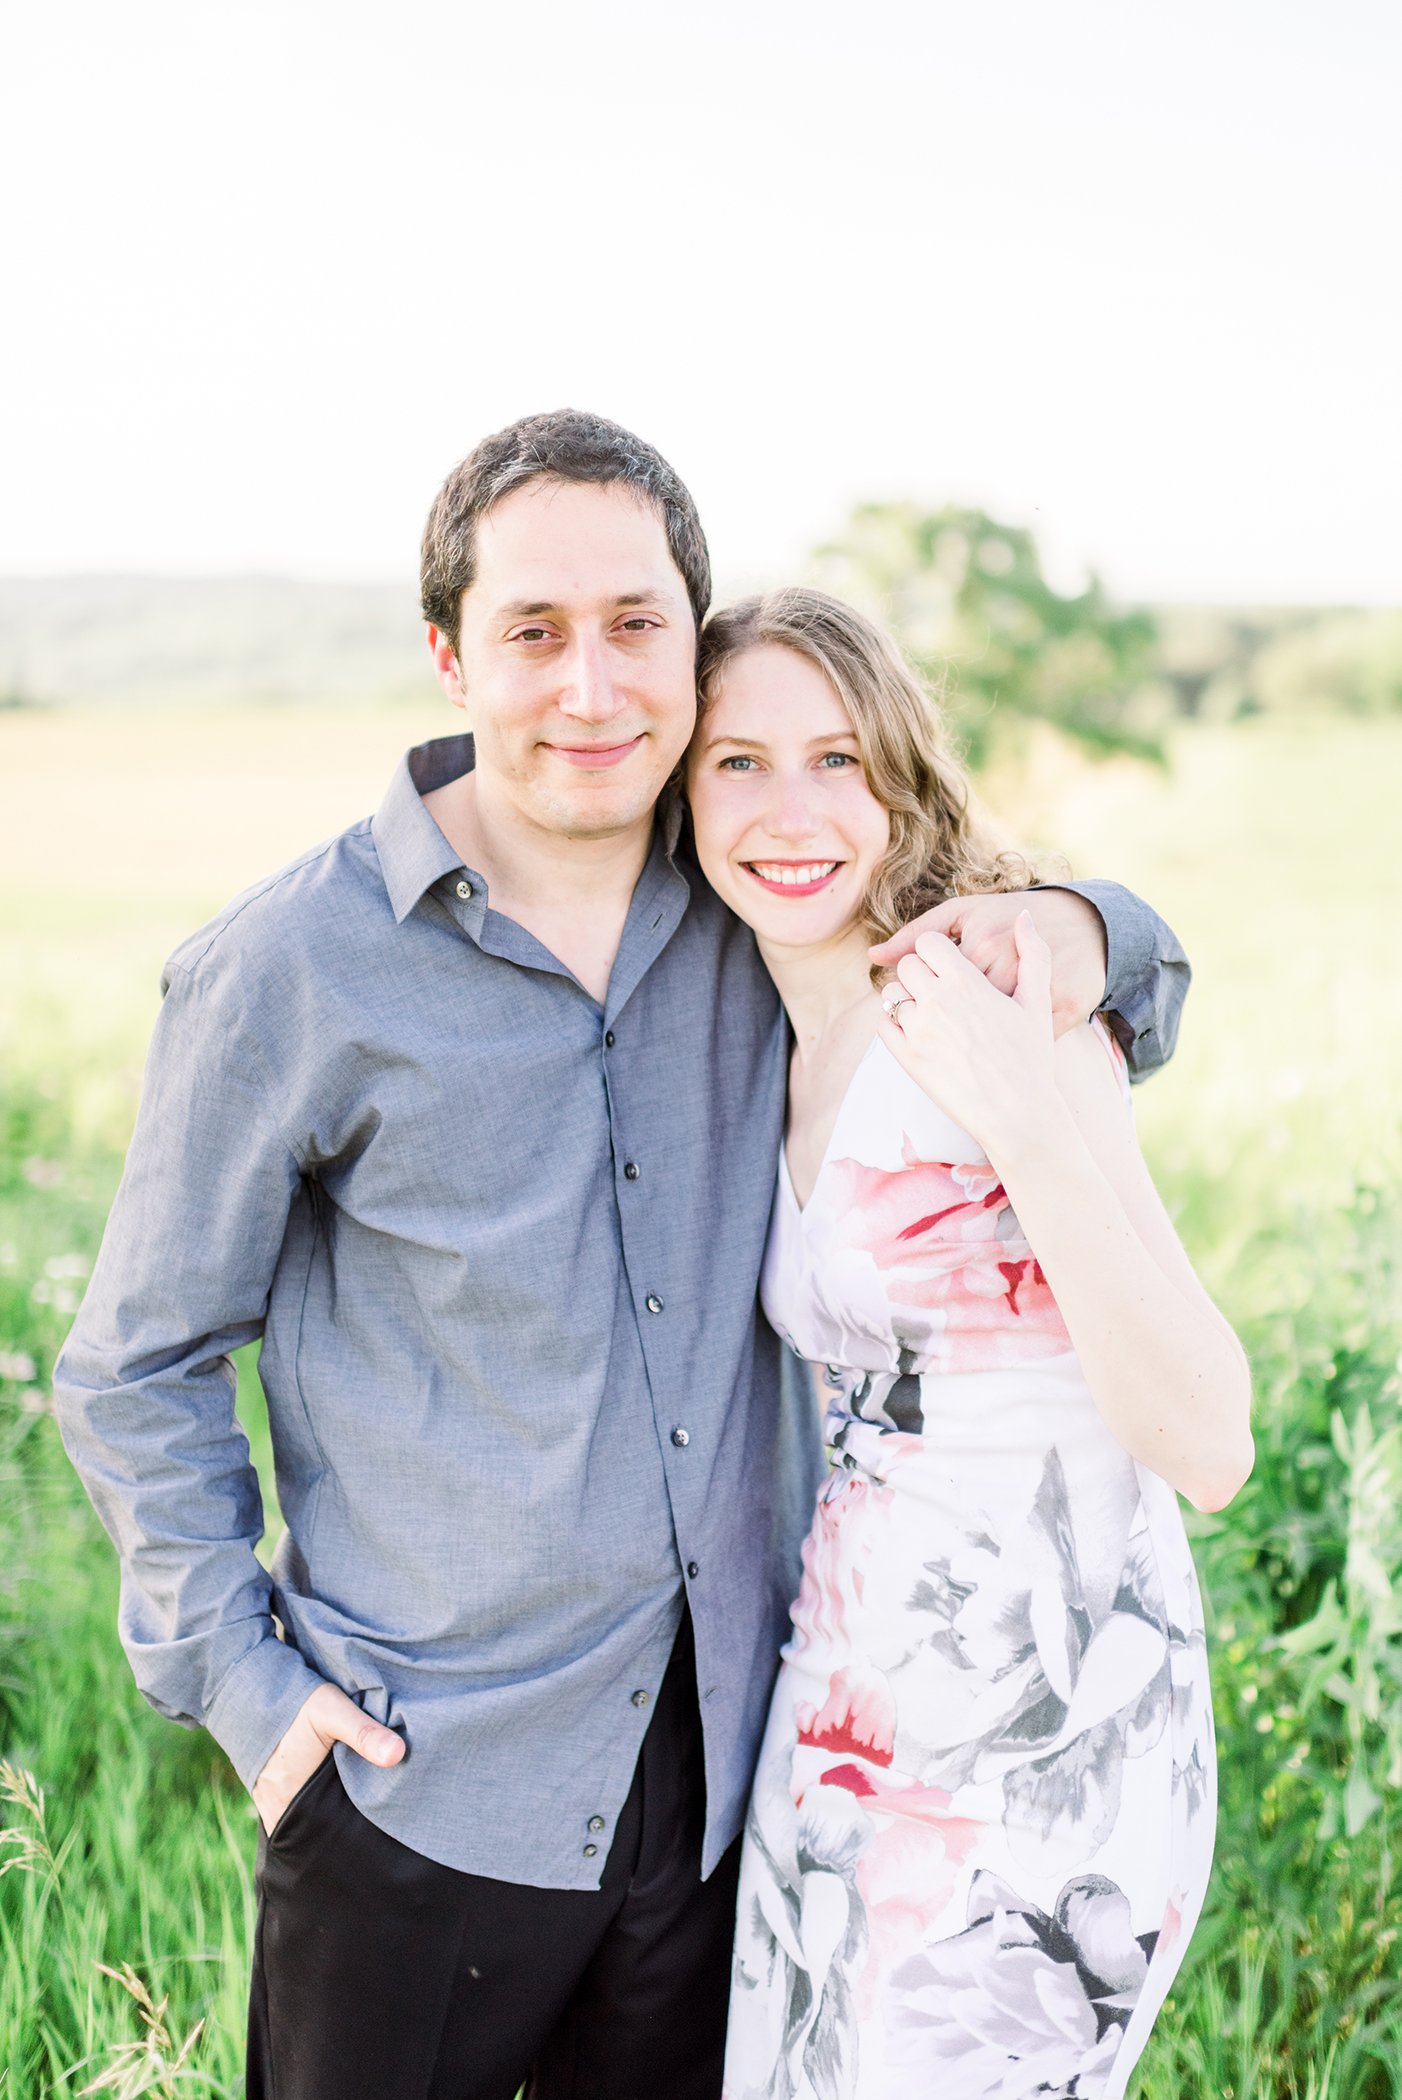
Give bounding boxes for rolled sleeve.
[1050,878,1192,1082]
[52,958,322,1785]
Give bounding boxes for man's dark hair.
[420,409,711,655]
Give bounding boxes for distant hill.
[3,574,1398,729]
[0,576,438,707]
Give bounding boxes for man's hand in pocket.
[251,1680,405,1835]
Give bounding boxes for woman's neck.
[757,921,879,1065]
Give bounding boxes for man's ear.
[427,624,467,709]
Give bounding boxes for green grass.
[3,705,1402,2094]
[1127,1182,1402,2098]
[0,1599,255,2097]
[0,1092,264,2096]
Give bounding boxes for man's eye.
[516,627,549,642]
[619,617,652,632]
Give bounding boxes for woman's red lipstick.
[744,858,843,897]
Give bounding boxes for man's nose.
[556,635,627,724]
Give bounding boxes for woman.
[685,589,1253,2100]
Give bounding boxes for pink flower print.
[788,1472,892,1667]
[796,1664,898,1767]
[813,1762,977,1850]
[831,1157,1004,1275]
[806,1763,985,2024]
[825,1154,1072,1373]
[1157,1892,1183,1956]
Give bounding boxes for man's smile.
[543,734,647,770]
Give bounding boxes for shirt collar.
[372,734,478,924]
[372,734,692,934]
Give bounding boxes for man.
[55,410,1189,2100]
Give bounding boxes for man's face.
[430,478,698,841]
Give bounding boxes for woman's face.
[687,643,891,950]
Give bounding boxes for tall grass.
[1127,1179,1402,2097]
[1,1087,255,2096]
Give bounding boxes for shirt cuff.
[1031,878,1188,1083]
[202,1633,327,1790]
[1039,879,1139,1013]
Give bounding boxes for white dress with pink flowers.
[724,1024,1215,2100]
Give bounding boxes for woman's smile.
[743,858,844,896]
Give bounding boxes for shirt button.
[455,879,473,900]
[671,1427,690,1448]
[646,1294,664,1314]
[631,1689,649,1708]
[583,1843,597,1857]
[604,1030,615,1048]
[624,1162,640,1180]
[588,1816,605,1832]
[687,1560,699,1578]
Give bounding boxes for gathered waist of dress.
[817,1350,1140,1493]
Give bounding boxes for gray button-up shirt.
[54,735,1188,1889]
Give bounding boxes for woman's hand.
[876,910,1064,1164]
[869,887,1107,1033]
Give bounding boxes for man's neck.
[422,767,654,1005]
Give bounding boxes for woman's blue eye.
[723,756,757,772]
[819,752,854,767]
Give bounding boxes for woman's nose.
[765,774,825,841]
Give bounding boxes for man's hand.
[870,888,1108,1038]
[251,1680,405,1836]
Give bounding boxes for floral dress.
[724,1025,1215,2100]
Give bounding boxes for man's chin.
[528,776,668,843]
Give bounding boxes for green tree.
[811,502,1161,764]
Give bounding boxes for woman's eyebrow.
[700,729,860,754]
[700,733,769,754]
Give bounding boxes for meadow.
[2,697,1401,2095]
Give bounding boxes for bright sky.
[2,0,1399,603]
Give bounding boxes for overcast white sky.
[2,0,1399,603]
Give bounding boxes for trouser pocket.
[267,1750,338,1852]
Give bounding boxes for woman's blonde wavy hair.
[693,587,1036,945]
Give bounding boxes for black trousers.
[245,1610,741,2100]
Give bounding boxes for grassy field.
[3,700,1402,2095]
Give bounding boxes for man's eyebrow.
[495,590,666,621]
